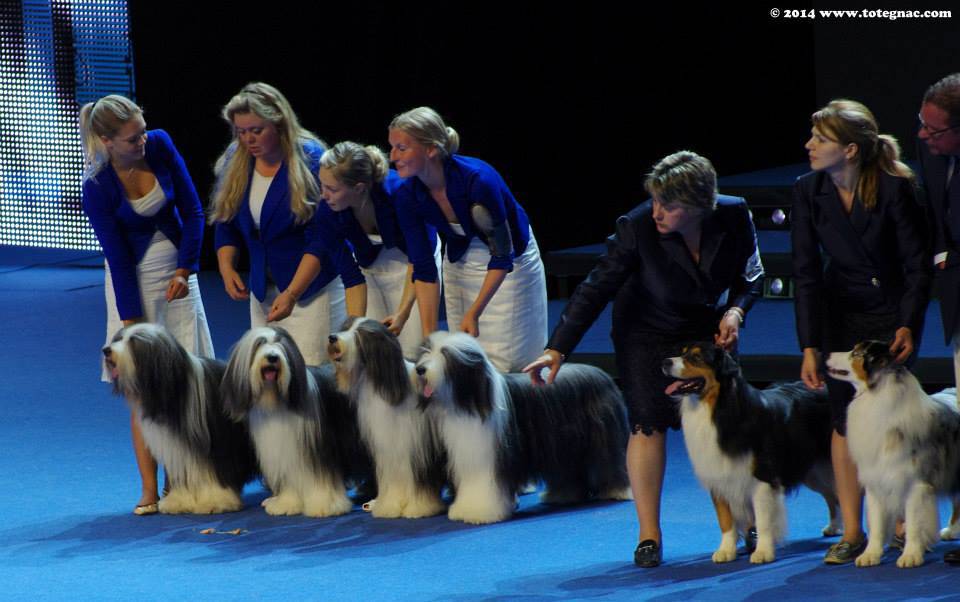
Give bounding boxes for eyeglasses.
[918,114,960,138]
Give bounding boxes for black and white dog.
[828,341,960,568]
[663,343,838,564]
[221,326,369,517]
[103,323,257,514]
[415,331,631,524]
[327,317,445,519]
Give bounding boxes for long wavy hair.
[209,82,325,225]
[811,99,913,210]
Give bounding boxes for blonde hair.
[643,151,717,211]
[389,106,460,159]
[78,94,142,180]
[811,99,913,210]
[209,82,325,225]
[319,141,389,189]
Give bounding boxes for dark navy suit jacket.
[82,129,204,320]
[546,195,765,356]
[918,142,960,343]
[791,170,931,350]
[395,154,531,282]
[214,139,363,303]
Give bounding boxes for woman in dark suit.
[209,83,365,365]
[80,94,214,515]
[792,99,931,564]
[524,151,765,567]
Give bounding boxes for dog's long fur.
[221,326,369,517]
[103,323,257,514]
[327,317,445,518]
[416,331,631,524]
[663,343,838,563]
[828,341,960,568]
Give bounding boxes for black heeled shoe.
[634,539,662,568]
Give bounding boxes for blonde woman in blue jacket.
[210,83,365,364]
[80,94,214,515]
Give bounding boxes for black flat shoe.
[634,539,662,568]
[944,548,960,565]
[744,527,758,555]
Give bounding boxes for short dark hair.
[923,73,960,125]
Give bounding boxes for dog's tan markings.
[851,343,870,385]
[327,338,343,362]
[711,492,735,534]
[680,345,720,409]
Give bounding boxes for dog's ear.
[130,328,190,429]
[862,340,902,387]
[279,330,310,412]
[221,333,258,420]
[442,344,494,420]
[356,320,411,405]
[717,348,741,379]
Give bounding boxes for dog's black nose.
[266,353,279,363]
[415,365,426,376]
[102,347,111,358]
[328,334,338,344]
[661,359,673,373]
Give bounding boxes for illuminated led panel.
[0,0,134,250]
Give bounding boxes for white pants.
[250,277,347,366]
[103,235,214,381]
[362,242,441,359]
[443,228,548,372]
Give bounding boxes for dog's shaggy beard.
[327,317,444,519]
[104,324,255,514]
[222,326,353,517]
[417,332,631,525]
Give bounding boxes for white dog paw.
[263,494,303,516]
[401,495,445,519]
[157,491,191,514]
[855,550,882,567]
[595,487,633,501]
[749,546,775,564]
[448,499,511,524]
[896,549,925,568]
[303,494,352,518]
[371,495,404,519]
[711,546,737,563]
[941,524,960,540]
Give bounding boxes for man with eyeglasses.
[918,73,960,566]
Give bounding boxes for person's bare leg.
[628,430,667,544]
[832,431,864,544]
[131,412,159,509]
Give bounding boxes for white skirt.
[250,277,346,366]
[362,242,441,359]
[102,235,214,381]
[443,228,548,372]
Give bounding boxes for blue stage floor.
[2,261,959,601]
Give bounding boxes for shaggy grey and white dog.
[103,323,257,514]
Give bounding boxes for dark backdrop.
[126,2,956,264]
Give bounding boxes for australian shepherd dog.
[827,340,960,567]
[327,317,446,519]
[221,326,369,517]
[415,331,631,524]
[103,323,257,514]
[663,342,838,563]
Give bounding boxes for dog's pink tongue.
[664,381,683,396]
[111,367,120,380]
[263,368,278,382]
[423,384,434,398]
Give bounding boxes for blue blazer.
[82,129,204,320]
[395,154,531,282]
[791,170,931,350]
[214,139,363,303]
[918,142,960,343]
[316,170,436,269]
[547,195,765,355]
